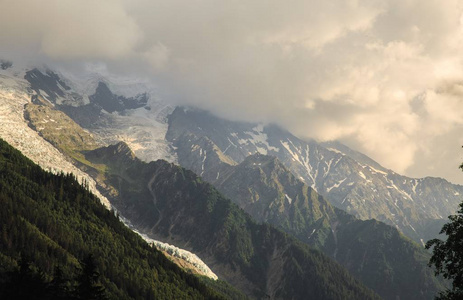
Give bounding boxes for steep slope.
[166,107,463,244]
[7,63,462,245]
[0,65,111,208]
[0,63,451,298]
[0,63,221,284]
[24,97,101,168]
[0,139,225,299]
[20,94,221,283]
[15,65,462,245]
[85,142,380,300]
[22,67,176,163]
[209,153,445,299]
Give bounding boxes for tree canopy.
[425,161,463,299]
[0,138,226,299]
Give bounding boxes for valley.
[0,64,459,299]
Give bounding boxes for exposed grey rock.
[166,107,463,244]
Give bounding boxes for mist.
[2,0,463,184]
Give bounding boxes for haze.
[1,0,463,184]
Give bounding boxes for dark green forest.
[86,142,381,300]
[0,138,225,299]
[208,153,444,299]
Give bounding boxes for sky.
[1,0,463,184]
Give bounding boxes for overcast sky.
[2,0,463,184]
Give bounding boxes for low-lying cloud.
[2,0,463,183]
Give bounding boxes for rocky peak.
[89,81,148,113]
[85,142,137,167]
[0,60,13,70]
[113,141,135,157]
[166,107,463,244]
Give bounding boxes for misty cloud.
[2,0,463,183]
[1,0,141,60]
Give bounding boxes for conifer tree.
[76,254,107,300]
[426,162,463,299]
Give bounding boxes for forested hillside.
[210,153,445,299]
[0,138,225,299]
[86,142,381,300]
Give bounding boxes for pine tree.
[48,266,72,300]
[76,254,107,300]
[425,159,463,299]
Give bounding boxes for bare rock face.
[22,67,177,164]
[0,60,13,70]
[0,62,455,299]
[0,66,215,283]
[166,107,463,245]
[199,152,445,300]
[0,67,111,208]
[85,146,381,300]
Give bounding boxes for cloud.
[0,0,141,60]
[142,43,170,70]
[2,0,463,183]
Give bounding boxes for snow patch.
[368,166,388,175]
[0,77,111,208]
[240,124,280,155]
[281,141,317,191]
[308,229,316,239]
[285,194,292,204]
[326,178,347,193]
[358,171,366,180]
[326,147,345,156]
[200,149,207,176]
[121,216,218,280]
[386,177,414,201]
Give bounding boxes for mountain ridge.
[84,143,381,300]
[11,65,461,247]
[0,138,227,299]
[0,64,457,299]
[194,151,446,299]
[166,107,463,244]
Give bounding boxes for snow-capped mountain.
[0,62,111,208]
[3,60,462,246]
[166,107,463,244]
[200,152,443,299]
[21,65,177,164]
[0,61,215,281]
[1,61,458,298]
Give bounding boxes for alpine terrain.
[166,107,463,245]
[0,60,458,299]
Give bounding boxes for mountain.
[0,63,112,208]
[20,66,176,164]
[17,78,444,298]
[0,138,226,299]
[0,63,456,299]
[0,63,222,285]
[85,142,380,300]
[11,65,462,246]
[203,152,445,299]
[166,107,463,244]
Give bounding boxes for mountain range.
[0,138,229,299]
[0,61,460,299]
[194,152,444,299]
[84,141,381,299]
[166,107,463,245]
[11,64,460,246]
[88,142,445,299]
